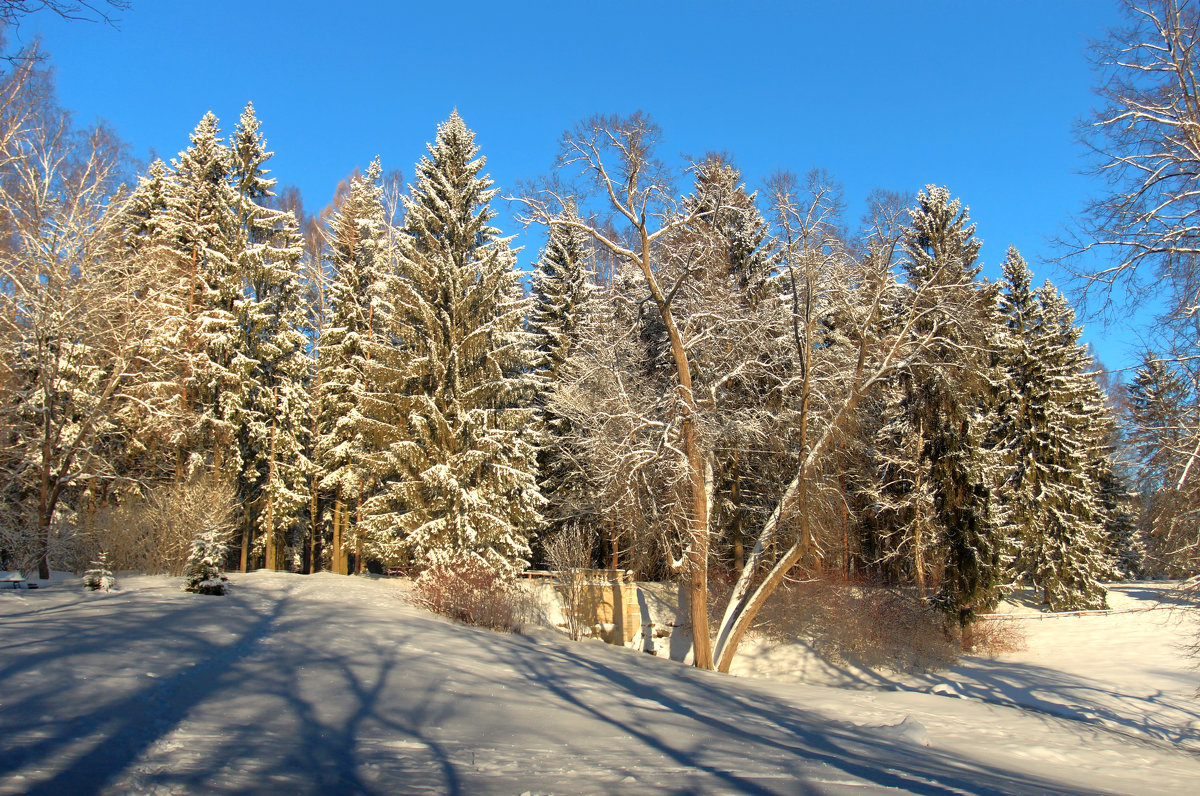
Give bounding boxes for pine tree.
[227,103,312,572]
[315,159,387,574]
[363,111,540,574]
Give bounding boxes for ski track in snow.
[1,572,1197,795]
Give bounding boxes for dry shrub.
[544,524,598,640]
[0,508,86,575]
[413,552,529,632]
[958,616,1027,656]
[755,575,958,672]
[88,476,237,574]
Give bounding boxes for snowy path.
[1,572,1197,795]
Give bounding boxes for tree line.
[2,0,1198,671]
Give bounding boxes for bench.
[0,571,28,589]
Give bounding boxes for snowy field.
[1,573,1197,795]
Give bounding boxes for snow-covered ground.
[1,572,1197,795]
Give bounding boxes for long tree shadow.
[885,657,1200,749]
[497,633,1132,795]
[2,578,1185,794]
[3,582,475,795]
[8,591,294,795]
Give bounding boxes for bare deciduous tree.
[518,113,723,668]
[0,56,181,579]
[1066,0,1200,574]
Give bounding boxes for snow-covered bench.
[0,571,29,589]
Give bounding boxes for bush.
[755,575,959,672]
[81,552,117,592]
[543,524,598,640]
[956,616,1026,656]
[413,552,528,632]
[89,475,238,575]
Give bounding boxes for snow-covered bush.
[413,551,529,632]
[755,576,958,672]
[183,529,230,595]
[81,552,117,591]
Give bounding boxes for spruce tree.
[315,160,387,574]
[895,186,1007,624]
[227,103,312,571]
[119,159,170,252]
[681,156,780,573]
[1127,353,1197,575]
[529,205,597,544]
[363,111,540,574]
[684,155,777,298]
[158,112,240,476]
[996,247,1110,610]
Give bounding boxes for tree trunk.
[731,449,744,572]
[634,233,713,670]
[240,514,251,572]
[332,497,345,575]
[264,408,278,571]
[354,501,363,575]
[715,533,814,673]
[37,440,53,580]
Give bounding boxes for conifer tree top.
[404,110,500,265]
[903,185,983,285]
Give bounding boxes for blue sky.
[16,0,1147,370]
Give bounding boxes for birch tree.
[518,113,727,668]
[1069,0,1200,572]
[0,62,179,578]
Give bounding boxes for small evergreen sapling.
[184,529,230,595]
[82,552,117,592]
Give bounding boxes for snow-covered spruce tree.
[361,111,539,575]
[1097,457,1143,579]
[158,112,241,477]
[119,159,171,252]
[1126,352,1198,575]
[995,248,1109,610]
[684,154,777,300]
[315,160,387,575]
[82,552,117,592]
[227,103,312,572]
[891,186,1008,625]
[1041,286,1116,607]
[528,204,598,548]
[183,528,230,595]
[868,376,941,595]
